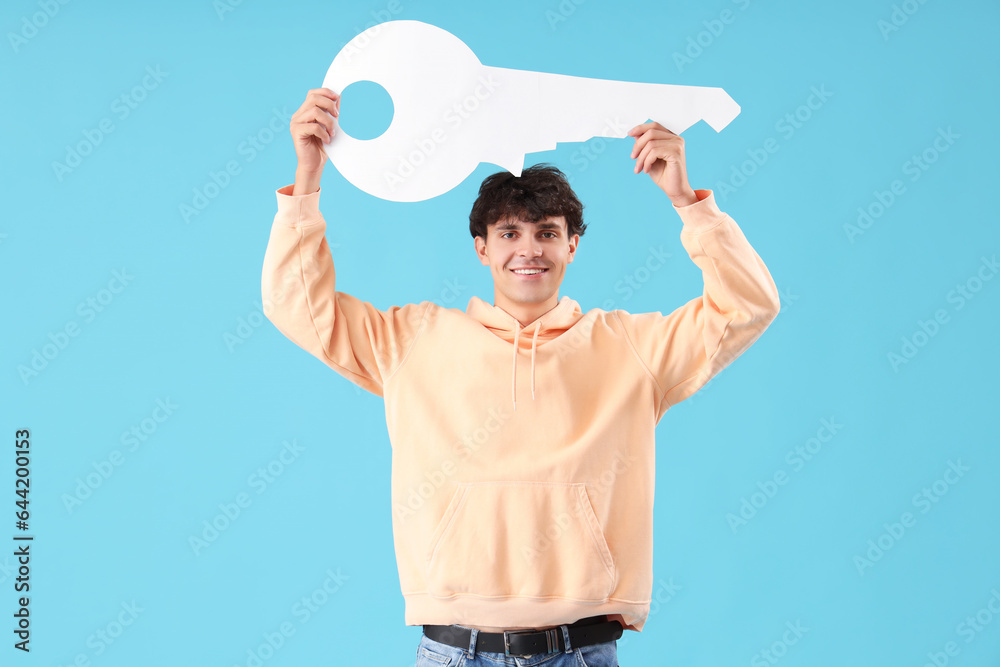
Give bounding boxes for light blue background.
[3,0,999,665]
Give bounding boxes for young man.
[261,88,780,666]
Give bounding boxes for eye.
[542,232,557,238]
[500,232,515,239]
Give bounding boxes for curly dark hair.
[468,163,586,240]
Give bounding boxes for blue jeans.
[415,626,620,666]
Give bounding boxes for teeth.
[513,269,546,275]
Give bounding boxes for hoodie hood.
[466,295,584,411]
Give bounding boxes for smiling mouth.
[510,268,549,275]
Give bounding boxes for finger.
[629,120,673,136]
[630,127,672,158]
[630,129,653,159]
[310,93,339,117]
[297,91,339,122]
[293,102,337,128]
[636,139,675,174]
[307,107,337,139]
[642,146,662,174]
[627,121,655,136]
[316,102,340,134]
[296,120,332,144]
[634,141,656,173]
[309,87,341,102]
[295,103,337,134]
[293,108,335,140]
[315,123,332,144]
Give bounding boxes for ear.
[567,234,580,263]
[474,235,489,266]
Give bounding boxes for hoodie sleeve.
[260,184,429,397]
[614,189,780,421]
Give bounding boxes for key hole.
[337,80,394,140]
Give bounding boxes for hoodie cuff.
[275,183,324,228]
[674,189,728,235]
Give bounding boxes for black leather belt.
[423,614,623,657]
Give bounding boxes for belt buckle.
[503,627,559,656]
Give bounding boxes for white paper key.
[321,20,740,202]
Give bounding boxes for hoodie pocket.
[425,481,616,601]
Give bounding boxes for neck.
[493,293,561,328]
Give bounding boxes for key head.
[322,20,495,202]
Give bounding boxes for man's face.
[474,214,579,310]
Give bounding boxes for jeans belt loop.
[560,623,573,653]
[466,627,478,659]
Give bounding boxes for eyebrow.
[494,220,563,231]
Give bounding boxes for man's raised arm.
[616,122,781,420]
[260,89,429,396]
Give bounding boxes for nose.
[516,235,543,258]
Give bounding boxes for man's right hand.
[290,88,340,195]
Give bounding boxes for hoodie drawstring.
[511,319,542,411]
[468,296,580,414]
[511,321,520,411]
[530,323,540,400]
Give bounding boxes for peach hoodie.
[261,183,780,633]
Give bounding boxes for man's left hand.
[628,121,698,207]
